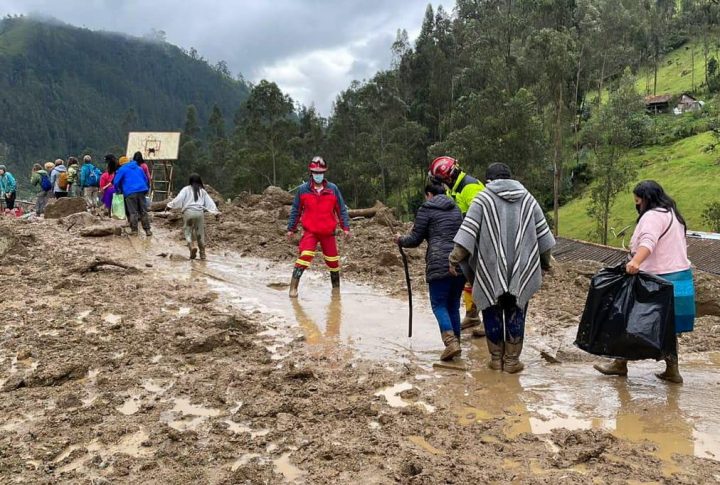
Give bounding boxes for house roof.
[644,94,673,104]
[554,236,720,275]
[680,93,698,101]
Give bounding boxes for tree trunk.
[691,47,696,92]
[573,46,584,167]
[597,54,606,106]
[553,86,564,236]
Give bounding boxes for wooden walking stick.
[383,214,413,338]
[398,243,413,338]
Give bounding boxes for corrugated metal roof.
[554,237,720,275]
[554,238,628,266]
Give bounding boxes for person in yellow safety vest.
[428,156,485,334]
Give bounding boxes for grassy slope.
[635,40,712,96]
[559,132,719,243]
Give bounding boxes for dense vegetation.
[179,0,720,239]
[2,2,720,243]
[0,16,248,180]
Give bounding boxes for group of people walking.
[286,155,695,383]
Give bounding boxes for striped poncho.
[453,179,555,311]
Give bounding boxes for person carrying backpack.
[80,155,102,208]
[66,158,80,197]
[0,165,17,210]
[30,163,52,215]
[50,159,69,198]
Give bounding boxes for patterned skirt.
[659,269,695,334]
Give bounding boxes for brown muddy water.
[141,236,720,474]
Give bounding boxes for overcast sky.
[0,0,448,115]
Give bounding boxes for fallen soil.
[190,186,720,356]
[1,194,719,483]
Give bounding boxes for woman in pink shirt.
[595,181,694,383]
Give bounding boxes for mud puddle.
[134,235,720,473]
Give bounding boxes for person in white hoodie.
[166,173,220,260]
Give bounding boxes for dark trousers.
[4,192,16,210]
[54,191,68,199]
[481,293,528,345]
[125,192,151,232]
[428,275,466,338]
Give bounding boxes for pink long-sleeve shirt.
[630,209,691,275]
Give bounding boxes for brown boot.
[593,359,628,376]
[486,340,503,371]
[461,305,482,330]
[503,339,524,374]
[199,244,206,260]
[189,243,197,260]
[656,355,683,384]
[289,268,303,298]
[440,331,461,361]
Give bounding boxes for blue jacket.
[114,161,149,196]
[0,172,17,194]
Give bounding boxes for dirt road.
[1,209,719,483]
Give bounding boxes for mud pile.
[2,209,719,482]
[163,186,720,354]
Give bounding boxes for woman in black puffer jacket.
[395,183,465,361]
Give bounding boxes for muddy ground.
[0,191,719,484]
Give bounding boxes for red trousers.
[295,232,340,272]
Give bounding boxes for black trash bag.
[575,264,677,360]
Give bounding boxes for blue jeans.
[428,276,466,338]
[481,293,528,345]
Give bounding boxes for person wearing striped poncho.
[449,163,555,373]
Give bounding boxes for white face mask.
[312,173,325,184]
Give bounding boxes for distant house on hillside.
[644,94,672,114]
[674,93,704,115]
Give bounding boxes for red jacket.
[287,180,350,236]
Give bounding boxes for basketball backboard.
[126,132,181,160]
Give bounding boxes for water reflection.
[291,294,344,355]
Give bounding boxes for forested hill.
[0,16,249,170]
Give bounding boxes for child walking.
[167,174,220,260]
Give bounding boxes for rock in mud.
[44,197,87,219]
[61,211,99,229]
[80,225,123,237]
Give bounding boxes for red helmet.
[428,156,457,182]
[308,156,328,173]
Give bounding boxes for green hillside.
[0,16,249,170]
[559,132,719,243]
[636,41,711,96]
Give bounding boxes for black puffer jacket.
[399,195,463,282]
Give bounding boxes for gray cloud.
[0,0,447,114]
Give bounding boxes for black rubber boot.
[330,271,340,289]
[289,267,304,298]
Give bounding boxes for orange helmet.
[308,156,327,172]
[428,156,458,183]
